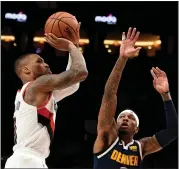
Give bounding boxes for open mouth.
[121,122,129,127]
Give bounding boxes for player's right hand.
[44,33,74,51]
[120,27,141,58]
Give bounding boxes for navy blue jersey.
[94,137,142,169]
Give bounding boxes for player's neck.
[22,80,30,85]
[119,133,134,145]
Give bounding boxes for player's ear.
[134,127,139,134]
[22,66,31,74]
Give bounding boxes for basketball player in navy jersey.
[93,27,177,169]
[5,23,88,168]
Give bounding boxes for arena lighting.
[1,35,15,42]
[33,37,90,44]
[5,11,27,22]
[1,35,161,47]
[95,14,117,25]
[104,40,162,47]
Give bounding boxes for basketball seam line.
[49,17,76,20]
[51,13,64,34]
[58,20,65,39]
[45,14,56,29]
[50,13,58,34]
[60,20,78,38]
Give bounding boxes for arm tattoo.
[140,135,162,158]
[98,57,128,130]
[30,47,88,93]
[104,57,127,95]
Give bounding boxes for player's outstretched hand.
[151,67,169,94]
[120,27,141,58]
[44,33,75,51]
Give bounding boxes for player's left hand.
[44,33,73,51]
[120,27,142,58]
[151,67,169,94]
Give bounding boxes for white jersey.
[12,54,80,159]
[13,82,58,158]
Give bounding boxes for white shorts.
[5,148,47,168]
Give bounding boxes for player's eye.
[37,59,43,63]
[129,115,135,120]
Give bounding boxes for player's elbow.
[169,125,178,138]
[168,118,178,137]
[70,83,80,94]
[73,68,88,82]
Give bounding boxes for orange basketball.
[45,12,79,44]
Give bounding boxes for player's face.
[116,112,138,134]
[28,54,52,78]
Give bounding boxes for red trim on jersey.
[17,89,21,93]
[21,81,52,109]
[38,107,55,133]
[37,94,52,109]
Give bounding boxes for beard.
[118,129,128,135]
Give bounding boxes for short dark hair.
[14,53,33,77]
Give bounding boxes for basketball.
[44,12,79,44]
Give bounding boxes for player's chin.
[118,129,129,135]
[119,126,130,132]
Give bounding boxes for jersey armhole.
[22,81,52,110]
[37,93,53,109]
[95,137,119,159]
[135,140,143,160]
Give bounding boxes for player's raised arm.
[140,67,178,158]
[94,28,141,153]
[29,33,88,93]
[97,28,141,132]
[52,54,80,102]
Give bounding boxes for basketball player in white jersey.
[5,28,88,167]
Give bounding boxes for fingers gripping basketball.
[45,12,79,44]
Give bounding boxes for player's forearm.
[97,57,127,129]
[104,56,128,96]
[155,94,178,148]
[66,53,72,71]
[66,53,80,89]
[68,44,88,79]
[30,45,87,92]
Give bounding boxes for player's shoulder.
[132,139,142,148]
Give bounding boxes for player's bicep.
[30,71,81,93]
[140,135,162,158]
[53,83,80,102]
[97,94,117,131]
[94,127,117,154]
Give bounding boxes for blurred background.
[1,1,178,168]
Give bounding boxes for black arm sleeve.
[155,100,178,148]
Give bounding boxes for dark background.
[1,1,178,168]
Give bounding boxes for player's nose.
[123,116,129,121]
[44,63,49,68]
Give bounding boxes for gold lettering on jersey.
[129,145,137,151]
[110,149,138,166]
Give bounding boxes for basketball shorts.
[5,148,47,168]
